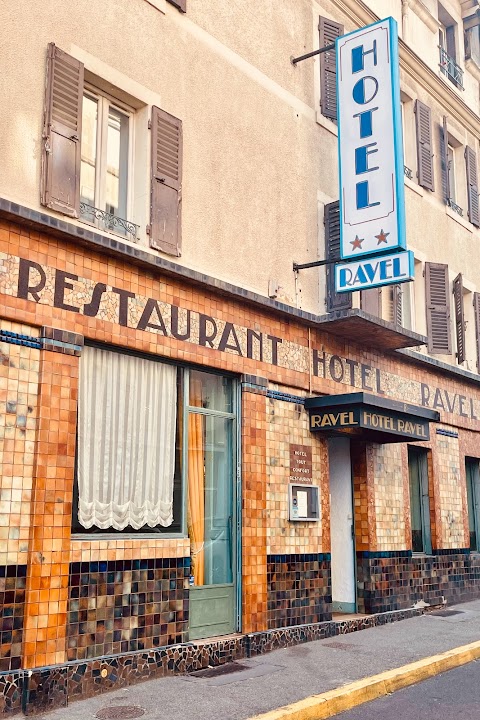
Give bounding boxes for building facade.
[2,0,480,713]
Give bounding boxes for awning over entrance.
[305,392,440,443]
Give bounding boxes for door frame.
[183,368,241,637]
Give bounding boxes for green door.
[187,371,237,640]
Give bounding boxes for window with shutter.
[441,116,450,203]
[319,17,343,121]
[474,293,480,370]
[41,43,84,217]
[150,106,183,257]
[391,285,403,326]
[465,145,480,227]
[166,0,186,10]
[414,100,434,191]
[425,262,451,354]
[324,201,352,312]
[453,274,466,364]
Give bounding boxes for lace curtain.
[77,346,177,530]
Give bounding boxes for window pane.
[106,106,129,221]
[189,370,233,413]
[188,413,234,586]
[466,459,479,551]
[80,95,98,207]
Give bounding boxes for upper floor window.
[438,3,463,88]
[80,90,132,236]
[40,43,182,256]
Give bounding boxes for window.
[41,43,183,256]
[447,144,456,202]
[80,90,132,234]
[73,345,237,538]
[438,4,463,88]
[465,458,480,551]
[401,95,417,182]
[408,447,432,554]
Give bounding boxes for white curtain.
[77,346,177,530]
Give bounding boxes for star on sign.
[350,235,364,250]
[375,228,390,245]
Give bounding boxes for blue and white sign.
[336,17,405,262]
[335,250,414,293]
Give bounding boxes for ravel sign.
[335,17,413,293]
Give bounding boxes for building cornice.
[331,0,480,139]
[408,0,441,33]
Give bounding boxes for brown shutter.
[392,284,403,326]
[425,262,451,354]
[453,274,466,364]
[319,17,343,121]
[40,43,83,217]
[361,287,382,316]
[149,106,182,256]
[474,293,480,370]
[465,145,480,227]
[166,0,186,11]
[441,116,450,203]
[325,201,352,312]
[414,100,434,191]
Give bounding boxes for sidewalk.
[33,599,480,720]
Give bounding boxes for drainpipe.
[402,0,410,42]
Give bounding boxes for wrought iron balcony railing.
[404,165,414,181]
[439,46,464,89]
[447,198,464,217]
[79,203,139,242]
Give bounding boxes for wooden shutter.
[474,292,480,370]
[324,201,352,312]
[392,284,403,326]
[453,274,466,364]
[414,100,434,191]
[425,262,451,354]
[319,17,343,121]
[441,116,450,202]
[149,106,182,256]
[166,0,186,11]
[465,145,480,227]
[40,43,83,217]
[361,287,382,317]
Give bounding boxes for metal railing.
[404,165,414,180]
[79,203,139,241]
[439,46,464,89]
[447,198,464,217]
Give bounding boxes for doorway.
[328,437,356,613]
[186,370,239,640]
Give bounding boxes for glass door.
[186,370,238,640]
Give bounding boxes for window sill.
[445,205,473,233]
[316,110,338,137]
[71,532,188,541]
[404,175,424,197]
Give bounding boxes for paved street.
[33,601,480,720]
[336,661,480,720]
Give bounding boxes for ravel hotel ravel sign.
[335,18,414,293]
[305,393,439,443]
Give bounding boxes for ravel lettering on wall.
[1,252,480,425]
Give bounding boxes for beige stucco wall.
[1,0,480,368]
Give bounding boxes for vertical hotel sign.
[335,18,414,293]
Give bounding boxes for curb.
[247,639,480,720]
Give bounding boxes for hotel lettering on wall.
[335,18,414,292]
